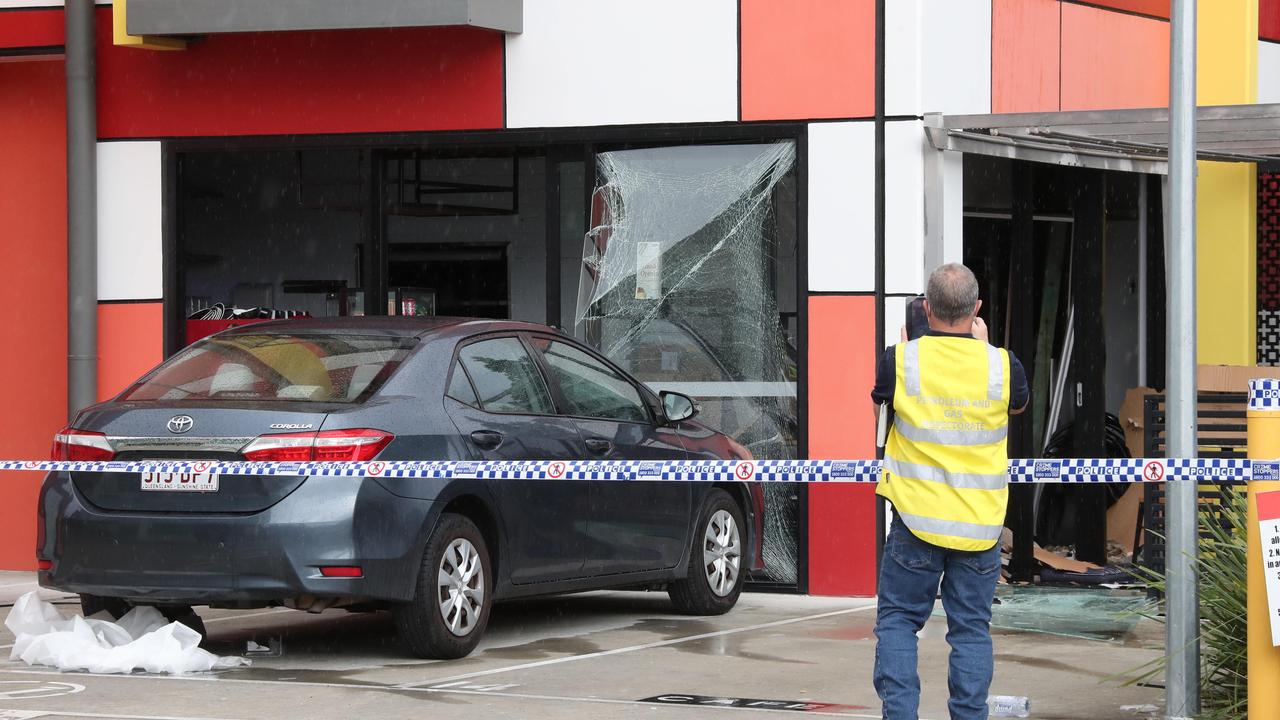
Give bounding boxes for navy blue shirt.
[870,330,1029,411]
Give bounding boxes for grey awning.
[927,103,1280,174]
[127,0,522,35]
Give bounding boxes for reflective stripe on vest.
[986,344,1003,401]
[896,510,1004,543]
[892,415,1009,446]
[884,457,1007,491]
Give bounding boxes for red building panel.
[1061,2,1169,111]
[1073,0,1170,19]
[98,303,164,401]
[740,0,875,121]
[0,8,64,50]
[94,7,504,139]
[1263,0,1280,42]
[806,295,878,596]
[0,60,67,571]
[992,0,1061,113]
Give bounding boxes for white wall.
[505,0,737,128]
[807,121,875,292]
[97,141,162,301]
[1260,41,1280,104]
[885,120,925,295]
[886,0,992,116]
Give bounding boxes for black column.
[1072,169,1109,565]
[1007,161,1037,581]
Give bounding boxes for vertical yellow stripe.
[1195,0,1258,366]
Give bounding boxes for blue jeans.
[873,515,1001,720]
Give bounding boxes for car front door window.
[535,340,648,423]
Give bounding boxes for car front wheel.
[669,489,745,615]
[395,513,493,659]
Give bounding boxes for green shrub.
[1124,488,1248,720]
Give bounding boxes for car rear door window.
[535,340,649,423]
[446,362,479,407]
[458,337,554,415]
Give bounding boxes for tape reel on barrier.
[0,457,1268,482]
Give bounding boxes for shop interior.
[173,137,805,588]
[960,156,1169,583]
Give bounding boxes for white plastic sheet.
[5,592,248,674]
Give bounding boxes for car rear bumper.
[37,472,440,606]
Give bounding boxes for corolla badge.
[166,415,195,434]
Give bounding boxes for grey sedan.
[37,318,764,658]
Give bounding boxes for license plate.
[141,471,219,492]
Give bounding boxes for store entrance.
[173,132,806,590]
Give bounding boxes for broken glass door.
[574,142,801,586]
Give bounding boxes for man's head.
[924,263,981,330]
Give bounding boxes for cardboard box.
[1197,364,1280,394]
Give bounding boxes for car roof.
[215,316,567,340]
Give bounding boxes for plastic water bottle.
[987,695,1030,717]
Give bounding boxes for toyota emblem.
[167,415,194,434]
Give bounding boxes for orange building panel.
[0,61,67,571]
[992,0,1062,113]
[98,303,164,402]
[806,295,878,596]
[740,0,875,121]
[1061,3,1170,111]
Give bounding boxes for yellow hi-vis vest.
[877,335,1011,551]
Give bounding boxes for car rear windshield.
[118,333,417,404]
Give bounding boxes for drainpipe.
[65,0,97,419]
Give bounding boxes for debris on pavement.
[5,591,248,674]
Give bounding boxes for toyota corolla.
[36,318,764,658]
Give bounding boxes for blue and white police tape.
[0,457,1274,483]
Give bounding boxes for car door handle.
[584,437,612,454]
[469,430,504,450]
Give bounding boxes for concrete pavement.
[0,571,1163,719]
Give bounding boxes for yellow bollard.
[1248,378,1280,720]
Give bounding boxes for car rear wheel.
[669,489,745,615]
[395,513,492,659]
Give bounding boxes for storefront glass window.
[575,142,800,583]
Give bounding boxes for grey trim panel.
[107,436,253,454]
[884,457,1007,491]
[128,0,522,35]
[893,417,1007,446]
[897,510,1003,542]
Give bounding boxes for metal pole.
[1166,0,1199,718]
[66,0,98,419]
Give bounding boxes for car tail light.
[319,566,362,578]
[37,559,52,571]
[241,429,393,462]
[51,427,115,461]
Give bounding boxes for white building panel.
[920,0,992,115]
[504,0,737,128]
[807,121,875,293]
[1261,41,1280,105]
[885,120,926,295]
[884,295,908,347]
[885,0,922,116]
[97,141,162,301]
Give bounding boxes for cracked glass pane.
[575,142,800,584]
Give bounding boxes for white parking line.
[0,711,249,720]
[0,671,892,719]
[398,603,878,688]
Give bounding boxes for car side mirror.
[660,391,699,423]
